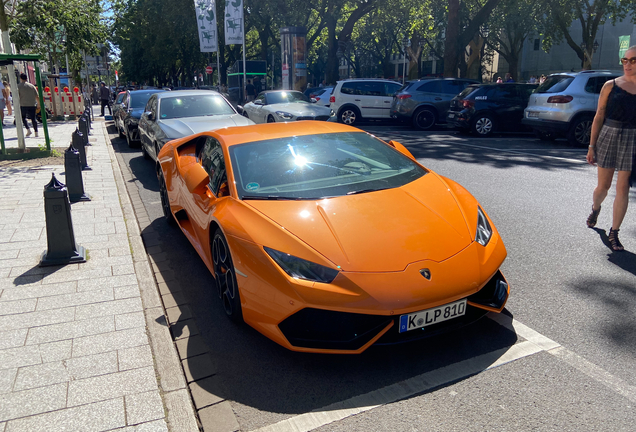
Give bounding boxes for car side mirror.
[310,98,317,103]
[236,105,244,114]
[254,99,263,105]
[218,181,229,197]
[388,140,416,161]
[183,163,209,195]
[145,111,154,121]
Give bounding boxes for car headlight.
[330,109,335,117]
[264,247,338,283]
[275,111,294,120]
[475,206,492,246]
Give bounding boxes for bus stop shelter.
[0,53,51,155]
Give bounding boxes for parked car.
[156,121,510,353]
[303,86,322,98]
[138,90,255,162]
[115,89,165,147]
[112,91,126,120]
[329,79,403,125]
[447,83,538,136]
[391,78,479,130]
[309,87,333,107]
[241,90,335,123]
[522,70,620,146]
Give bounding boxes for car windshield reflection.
[159,95,235,119]
[266,91,310,104]
[230,132,427,200]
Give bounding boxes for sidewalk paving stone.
[0,116,196,430]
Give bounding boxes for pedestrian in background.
[17,73,39,137]
[586,45,636,251]
[99,82,112,116]
[505,73,514,82]
[245,79,255,102]
[496,77,503,83]
[2,81,11,117]
[539,74,547,84]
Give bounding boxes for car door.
[490,85,522,130]
[139,95,156,155]
[414,80,444,113]
[113,92,125,120]
[381,82,402,118]
[354,81,383,118]
[117,92,128,130]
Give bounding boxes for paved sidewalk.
[0,113,199,431]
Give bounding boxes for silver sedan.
[241,90,336,123]
[138,90,254,162]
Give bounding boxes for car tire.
[212,229,243,322]
[125,126,137,148]
[472,114,495,137]
[157,166,175,226]
[338,106,360,125]
[412,108,436,130]
[141,142,150,160]
[267,115,276,123]
[536,130,557,141]
[567,115,593,147]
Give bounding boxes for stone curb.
[102,124,201,431]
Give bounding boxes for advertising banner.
[619,35,631,63]
[194,0,218,52]
[224,0,243,45]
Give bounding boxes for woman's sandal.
[586,205,601,228]
[608,228,624,252]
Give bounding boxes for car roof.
[127,89,165,95]
[154,90,222,99]
[200,121,366,148]
[548,70,621,77]
[261,90,302,94]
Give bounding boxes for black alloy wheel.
[212,230,243,322]
[267,115,276,123]
[412,108,436,130]
[157,166,175,225]
[339,107,360,125]
[567,116,593,147]
[472,114,495,137]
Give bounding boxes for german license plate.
[398,299,466,333]
[447,113,455,119]
[527,111,539,118]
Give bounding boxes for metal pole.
[242,10,246,104]
[34,63,50,151]
[217,50,220,88]
[1,31,26,151]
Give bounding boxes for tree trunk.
[444,0,460,78]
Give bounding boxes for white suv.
[330,79,403,125]
[522,70,620,146]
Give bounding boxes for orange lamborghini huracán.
[156,121,510,354]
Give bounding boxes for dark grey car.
[115,89,165,147]
[138,90,254,162]
[390,78,479,130]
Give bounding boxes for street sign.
[206,66,214,74]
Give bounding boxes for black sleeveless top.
[606,80,636,126]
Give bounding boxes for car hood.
[268,102,331,116]
[245,174,472,272]
[158,114,255,138]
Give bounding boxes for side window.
[491,86,517,100]
[356,82,383,96]
[585,76,615,94]
[442,80,464,95]
[116,93,125,104]
[341,83,357,95]
[144,96,154,113]
[384,83,401,97]
[200,137,226,196]
[517,86,535,100]
[416,81,442,93]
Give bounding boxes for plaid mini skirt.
[595,120,636,171]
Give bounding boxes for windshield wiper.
[242,195,324,200]
[346,187,390,196]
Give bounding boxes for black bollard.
[78,115,90,146]
[84,108,92,129]
[39,173,87,267]
[72,128,91,171]
[64,143,90,202]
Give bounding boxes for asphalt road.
[109,122,636,432]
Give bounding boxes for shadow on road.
[107,124,159,193]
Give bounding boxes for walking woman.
[586,45,636,251]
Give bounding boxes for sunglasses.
[620,57,636,65]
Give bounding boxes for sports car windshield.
[230,132,428,200]
[159,95,236,119]
[266,91,310,104]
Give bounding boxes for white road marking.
[252,313,636,432]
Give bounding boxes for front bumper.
[278,270,509,351]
